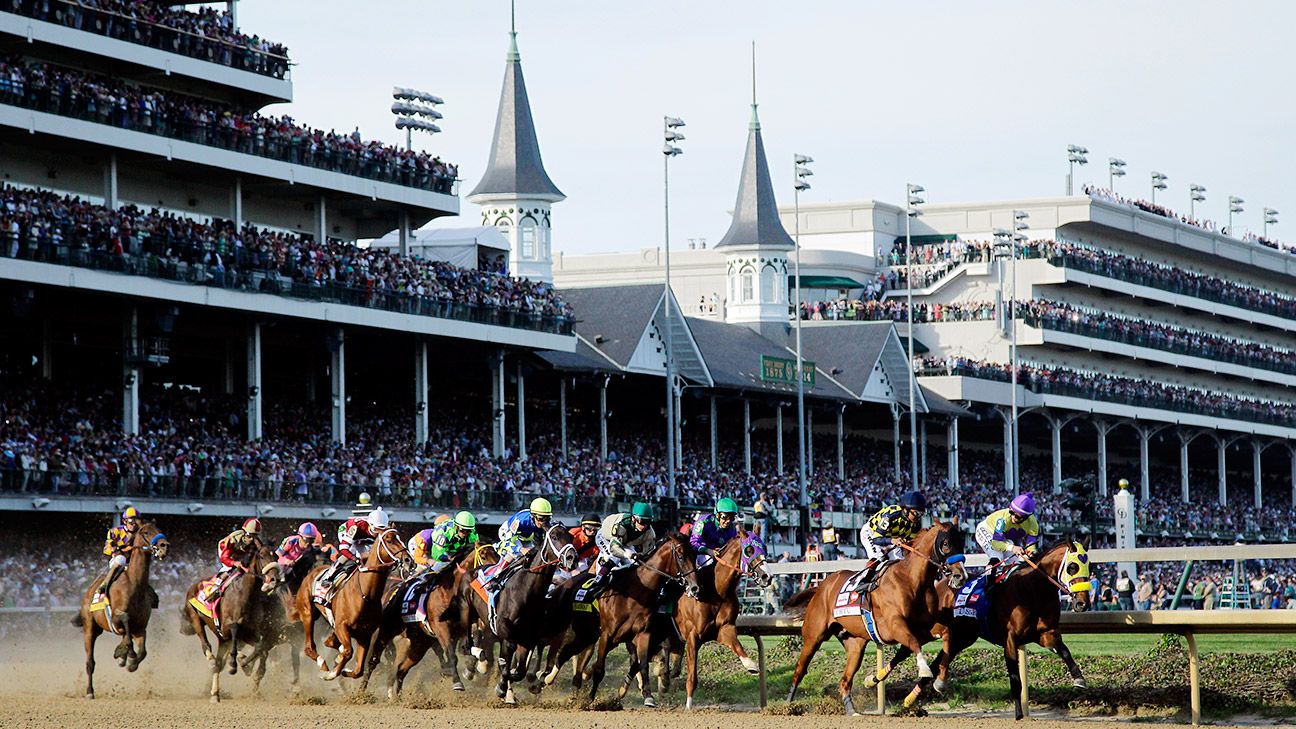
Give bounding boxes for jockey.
[276,522,320,569]
[97,506,140,599]
[976,493,1041,566]
[494,498,553,574]
[199,518,262,602]
[862,491,926,564]
[409,511,479,581]
[320,507,390,590]
[690,497,740,568]
[592,502,656,590]
[569,512,602,573]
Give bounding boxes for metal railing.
[3,247,574,334]
[5,0,291,79]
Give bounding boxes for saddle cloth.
[831,571,884,643]
[571,577,600,613]
[398,578,436,625]
[312,562,357,606]
[188,568,240,626]
[953,574,998,643]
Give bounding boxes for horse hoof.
[644,696,657,708]
[323,671,339,682]
[475,660,489,675]
[529,682,543,695]
[1074,678,1088,689]
[863,674,878,689]
[84,693,94,700]
[316,656,327,669]
[504,689,517,705]
[453,680,465,692]
[470,646,484,659]
[933,678,948,694]
[210,694,220,704]
[686,697,694,710]
[495,686,507,699]
[740,656,759,674]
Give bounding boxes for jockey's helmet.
[580,512,602,527]
[368,507,391,529]
[631,502,654,520]
[298,522,319,539]
[529,498,553,518]
[453,511,476,531]
[1009,492,1036,519]
[715,497,739,516]
[242,518,262,535]
[121,506,140,525]
[900,491,927,512]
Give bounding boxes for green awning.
[791,275,867,289]
[898,336,930,354]
[908,234,959,244]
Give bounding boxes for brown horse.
[72,518,170,699]
[180,540,283,701]
[294,525,413,681]
[927,540,1094,720]
[541,532,697,707]
[784,521,967,715]
[673,531,774,709]
[372,543,500,699]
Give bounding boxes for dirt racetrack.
[0,612,1179,729]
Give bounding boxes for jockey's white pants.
[974,522,1016,564]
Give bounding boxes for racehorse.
[179,540,283,701]
[672,531,774,709]
[542,532,698,707]
[466,524,576,705]
[372,543,499,699]
[927,539,1094,720]
[72,517,170,699]
[294,525,413,681]
[783,521,967,715]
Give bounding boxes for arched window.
[741,271,755,302]
[520,220,537,259]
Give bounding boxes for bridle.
[527,524,576,572]
[359,526,410,574]
[637,537,700,599]
[894,527,966,582]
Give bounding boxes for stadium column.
[1178,430,1195,503]
[598,375,608,462]
[414,339,428,444]
[246,322,262,441]
[775,404,784,473]
[946,416,959,491]
[104,153,118,209]
[890,405,901,481]
[398,210,411,257]
[1290,446,1296,508]
[492,351,506,459]
[1252,441,1263,509]
[316,194,328,245]
[743,399,752,476]
[709,395,718,470]
[1215,435,1227,506]
[918,417,926,489]
[121,306,140,435]
[998,407,1012,491]
[516,362,527,461]
[1094,420,1115,496]
[1138,427,1151,502]
[41,318,53,380]
[230,176,243,228]
[559,378,568,462]
[808,406,815,476]
[1050,416,1063,491]
[331,328,346,446]
[223,337,235,395]
[837,406,846,481]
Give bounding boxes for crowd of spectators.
[919,355,1296,428]
[0,185,573,330]
[1015,299,1296,375]
[798,299,996,322]
[0,56,453,192]
[6,0,290,78]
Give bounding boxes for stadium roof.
[684,316,855,401]
[467,31,565,203]
[560,284,710,384]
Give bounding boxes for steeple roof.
[467,30,564,203]
[713,102,795,251]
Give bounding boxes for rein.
[1020,551,1069,592]
[526,525,575,573]
[894,537,959,574]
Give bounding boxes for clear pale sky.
[239,1,1295,254]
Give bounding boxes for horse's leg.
[715,622,759,674]
[1004,634,1025,720]
[1039,629,1086,688]
[82,622,100,699]
[587,633,612,702]
[633,630,657,708]
[864,644,911,688]
[300,598,325,670]
[341,628,373,681]
[324,623,353,681]
[786,606,831,702]
[683,634,701,710]
[838,635,868,716]
[933,627,978,694]
[617,641,640,700]
[289,630,303,693]
[114,611,132,666]
[509,642,531,682]
[128,627,147,671]
[210,637,231,702]
[226,623,241,675]
[494,639,514,701]
[388,636,430,701]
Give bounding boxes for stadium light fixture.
[903,182,926,496]
[1066,144,1088,195]
[392,87,444,151]
[186,502,204,513]
[1189,184,1206,218]
[1228,196,1245,236]
[793,155,816,514]
[31,497,50,509]
[1264,208,1279,239]
[1108,158,1127,190]
[662,114,686,498]
[1151,171,1168,204]
[320,507,336,518]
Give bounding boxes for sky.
[238,1,1295,255]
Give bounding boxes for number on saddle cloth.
[953,574,999,643]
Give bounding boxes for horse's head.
[650,533,700,599]
[931,519,968,589]
[540,524,577,571]
[738,532,773,587]
[132,519,169,560]
[369,526,413,574]
[253,542,282,595]
[1059,541,1094,613]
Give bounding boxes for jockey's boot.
[98,564,123,601]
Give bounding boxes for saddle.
[984,560,1024,586]
[852,558,897,597]
[312,561,358,605]
[189,568,242,625]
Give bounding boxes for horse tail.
[70,611,84,628]
[783,585,819,615]
[178,600,196,635]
